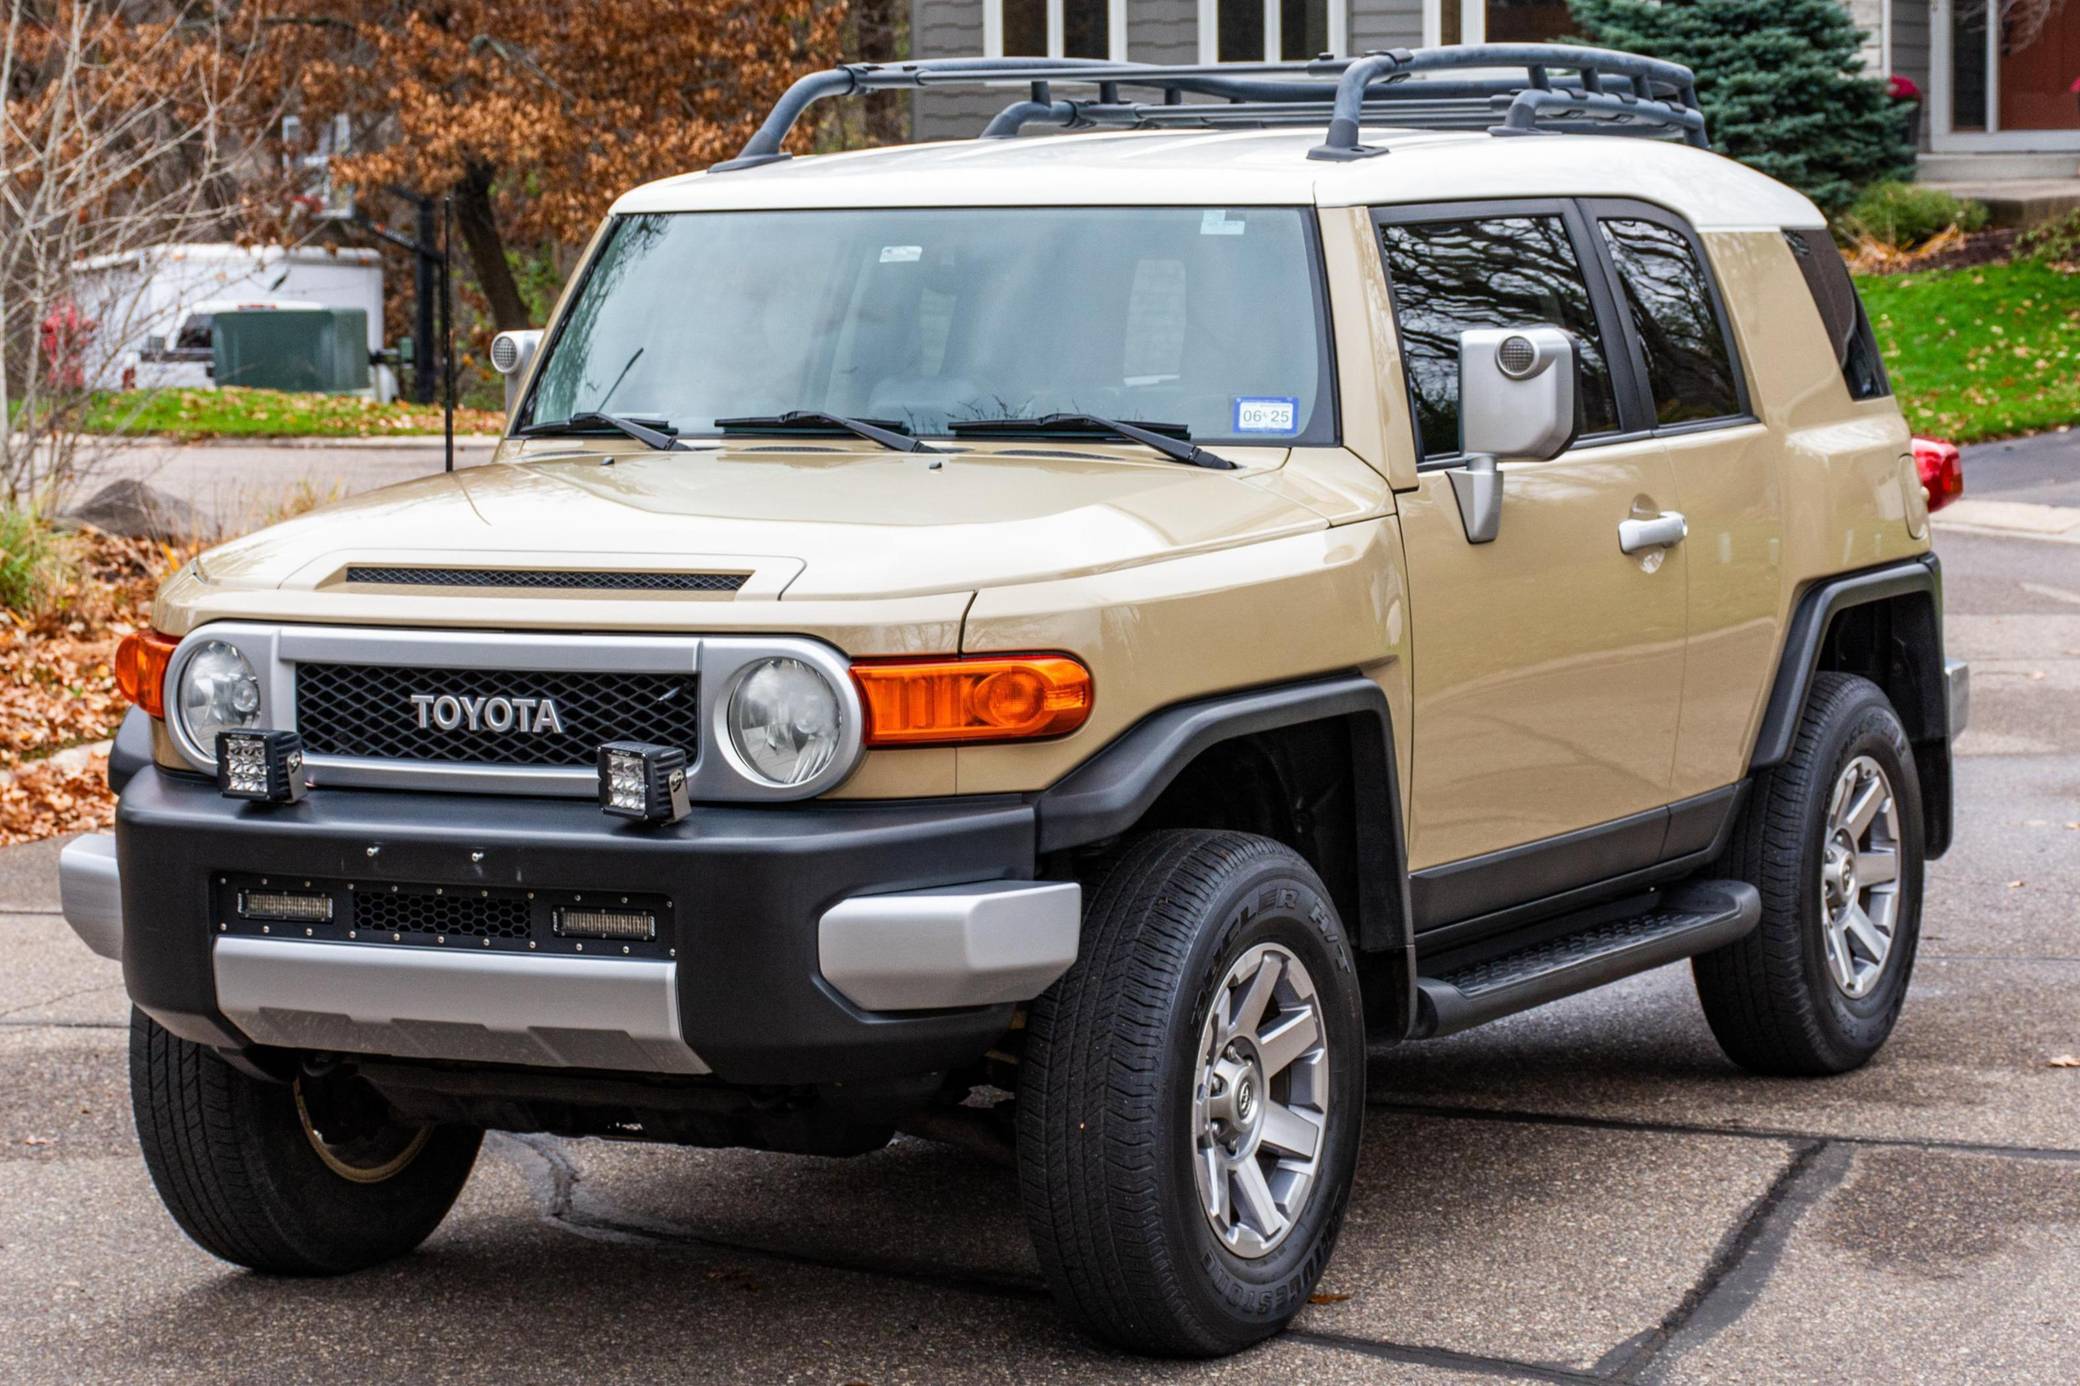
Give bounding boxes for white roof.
[73,242,382,274]
[613,127,1823,232]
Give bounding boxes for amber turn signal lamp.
[115,629,180,719]
[852,655,1092,746]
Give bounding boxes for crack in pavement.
[1592,1142,1849,1383]
[0,1018,124,1030]
[1286,1329,1603,1383]
[0,982,125,1020]
[1368,1100,2080,1165]
[492,1131,1601,1383]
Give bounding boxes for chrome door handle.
[1618,511,1687,555]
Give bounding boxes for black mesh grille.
[296,664,699,766]
[343,566,745,593]
[353,887,531,940]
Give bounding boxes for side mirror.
[1448,326,1580,544]
[490,329,545,417]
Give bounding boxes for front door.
[1935,0,2080,151]
[1375,204,1688,924]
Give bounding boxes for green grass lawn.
[78,387,505,440]
[1858,259,2080,444]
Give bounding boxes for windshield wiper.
[518,411,685,452]
[945,413,1236,470]
[716,410,947,455]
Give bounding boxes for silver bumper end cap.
[818,879,1082,1012]
[58,832,123,961]
[1946,658,1970,740]
[213,937,708,1075]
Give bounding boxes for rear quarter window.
[1784,229,1891,401]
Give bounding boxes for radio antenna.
[441,193,455,474]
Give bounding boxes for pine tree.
[1568,0,1915,216]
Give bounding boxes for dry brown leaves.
[0,750,117,846]
[0,531,185,845]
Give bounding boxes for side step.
[1412,880,1760,1039]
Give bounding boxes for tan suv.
[63,46,1968,1358]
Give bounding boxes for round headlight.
[176,640,261,757]
[727,657,842,786]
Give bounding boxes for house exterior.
[909,2,2080,181]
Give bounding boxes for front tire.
[130,1010,481,1274]
[1693,673,1925,1075]
[1017,831,1366,1357]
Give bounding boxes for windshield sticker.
[879,245,923,263]
[1200,210,1247,237]
[1233,397,1299,435]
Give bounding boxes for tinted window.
[1599,218,1741,425]
[1784,229,1891,400]
[1379,216,1619,459]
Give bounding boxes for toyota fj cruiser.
[62,47,1969,1358]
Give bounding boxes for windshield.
[523,207,1335,446]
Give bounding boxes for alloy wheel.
[1818,754,1903,1000]
[1191,942,1330,1258]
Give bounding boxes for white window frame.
[1195,0,1351,64]
[1929,0,2080,151]
[985,0,1129,61]
[1421,0,1485,47]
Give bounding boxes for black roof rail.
[711,45,1706,174]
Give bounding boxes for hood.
[196,441,1333,599]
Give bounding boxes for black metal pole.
[441,194,455,474]
[413,196,437,404]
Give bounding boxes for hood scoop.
[340,565,749,594]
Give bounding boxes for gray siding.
[1848,0,1885,71]
[907,0,1434,143]
[1892,3,1931,150]
[911,0,1001,142]
[1350,0,1423,52]
[1130,0,1198,64]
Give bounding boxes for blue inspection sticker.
[1232,397,1300,435]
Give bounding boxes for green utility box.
[211,308,371,393]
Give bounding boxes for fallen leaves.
[2052,1055,2080,1069]
[1307,1292,1351,1305]
[0,531,171,845]
[0,749,116,846]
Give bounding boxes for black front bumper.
[117,769,1036,1085]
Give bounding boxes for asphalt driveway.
[2,440,2075,1384]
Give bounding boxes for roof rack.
[713,45,1706,174]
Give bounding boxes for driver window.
[1378,214,1618,460]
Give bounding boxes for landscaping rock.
[60,479,207,541]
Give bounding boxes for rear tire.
[1017,831,1365,1357]
[130,1010,481,1274]
[1693,673,1924,1076]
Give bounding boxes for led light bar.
[598,741,691,823]
[238,890,334,923]
[554,907,658,942]
[216,729,310,803]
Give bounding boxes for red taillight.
[114,629,179,719]
[1912,437,1963,514]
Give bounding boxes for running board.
[1412,880,1760,1039]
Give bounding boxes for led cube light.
[216,729,309,803]
[598,741,691,823]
